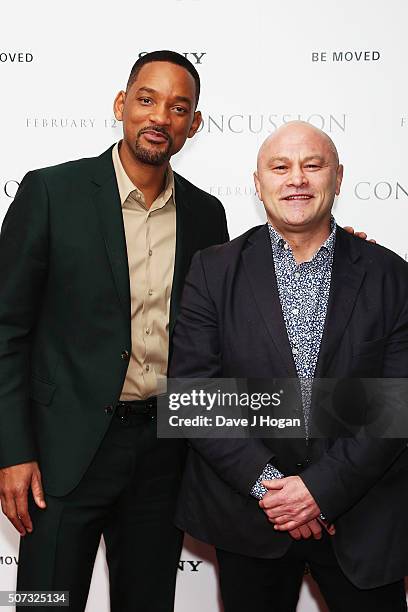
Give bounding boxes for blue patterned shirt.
[250,218,336,499]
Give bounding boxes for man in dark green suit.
[0,51,229,611]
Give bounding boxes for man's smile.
[141,129,169,144]
[282,193,314,201]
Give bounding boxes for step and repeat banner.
[1,0,407,610]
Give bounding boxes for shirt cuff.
[250,463,284,499]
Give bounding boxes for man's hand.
[259,476,321,532]
[288,517,335,541]
[289,519,322,541]
[0,462,46,536]
[343,226,376,244]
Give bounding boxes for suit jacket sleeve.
[0,171,49,468]
[300,298,408,522]
[169,249,275,497]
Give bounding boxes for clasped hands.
[259,475,335,541]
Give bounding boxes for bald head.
[253,120,343,236]
[257,121,339,170]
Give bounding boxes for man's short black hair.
[126,50,200,106]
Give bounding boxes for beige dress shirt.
[112,142,176,400]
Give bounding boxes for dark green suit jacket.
[0,145,229,496]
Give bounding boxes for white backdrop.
[0,0,407,610]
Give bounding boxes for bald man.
[170,122,408,611]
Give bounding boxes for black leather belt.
[115,397,157,420]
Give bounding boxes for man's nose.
[148,104,171,126]
[287,167,307,187]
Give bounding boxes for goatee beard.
[134,127,173,166]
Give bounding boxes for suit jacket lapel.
[169,173,196,337]
[91,146,131,324]
[315,227,366,377]
[242,225,297,377]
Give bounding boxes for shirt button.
[292,308,299,315]
[295,272,300,279]
[148,289,153,296]
[104,405,113,415]
[145,364,150,372]
[148,249,152,256]
[145,328,151,335]
[293,347,298,355]
[121,350,129,360]
[283,242,289,250]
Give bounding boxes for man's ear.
[113,91,126,122]
[188,110,202,138]
[254,171,262,200]
[335,164,344,196]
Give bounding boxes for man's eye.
[174,106,187,114]
[139,98,152,104]
[273,166,287,171]
[305,164,320,169]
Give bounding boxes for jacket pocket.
[29,377,56,406]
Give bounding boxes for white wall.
[1,1,407,609]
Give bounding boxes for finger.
[307,520,322,540]
[31,471,46,509]
[368,239,377,244]
[268,514,292,524]
[289,528,302,540]
[270,511,294,523]
[261,479,285,491]
[2,494,26,536]
[265,508,290,521]
[259,494,284,510]
[317,517,336,535]
[343,226,354,234]
[355,231,367,240]
[15,492,32,533]
[323,522,336,535]
[298,525,312,539]
[274,520,300,531]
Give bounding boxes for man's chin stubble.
[134,144,172,167]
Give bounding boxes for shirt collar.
[268,216,337,261]
[111,141,175,208]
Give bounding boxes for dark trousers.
[216,533,407,612]
[17,409,186,612]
